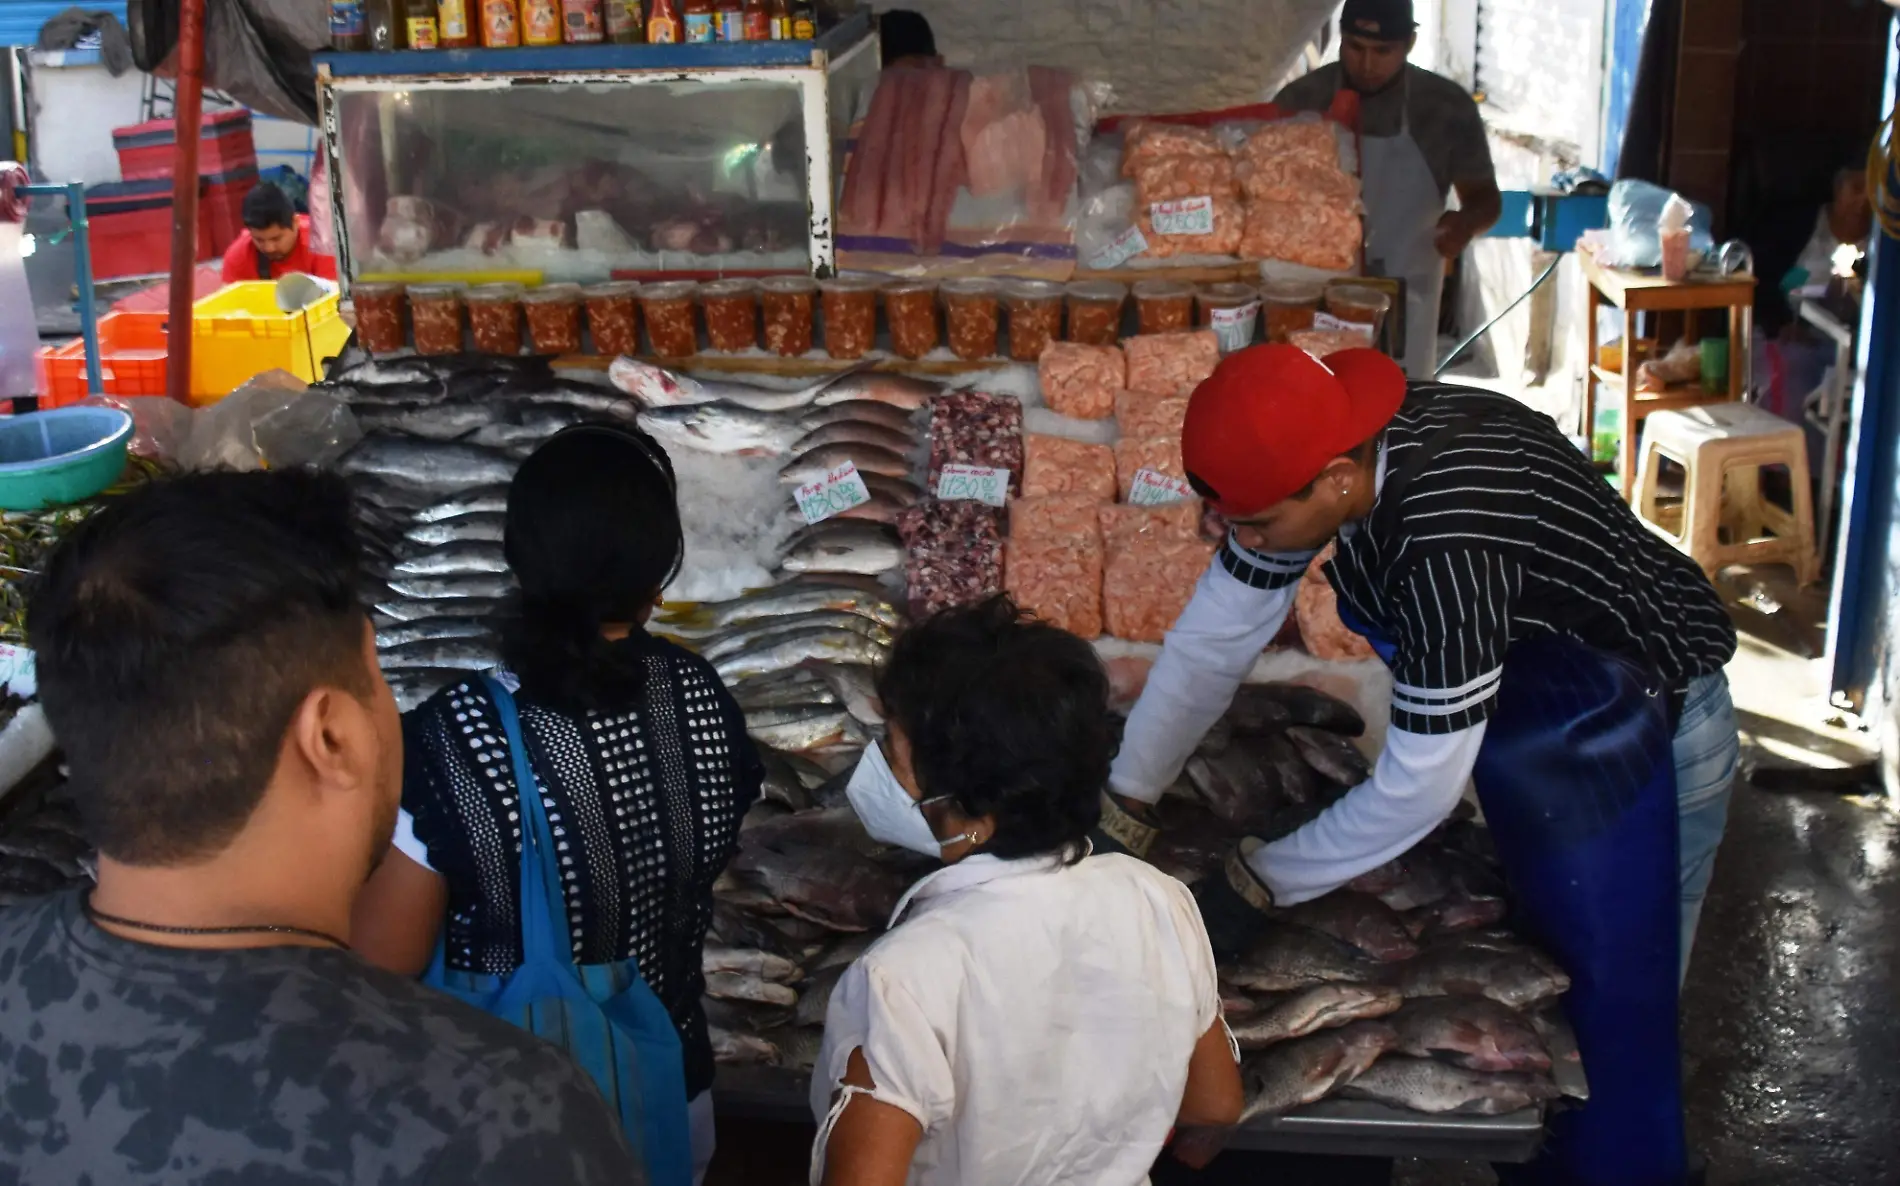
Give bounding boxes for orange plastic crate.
[34,311,171,407]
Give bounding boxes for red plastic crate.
[33,311,171,407]
[87,199,216,281]
[112,109,256,182]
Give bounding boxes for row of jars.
[348,274,1396,361]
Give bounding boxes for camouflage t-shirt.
[0,890,644,1185]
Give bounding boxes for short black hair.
[878,9,935,62]
[27,470,371,866]
[877,596,1111,862]
[499,422,684,712]
[242,182,297,231]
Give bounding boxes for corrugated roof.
[0,1,131,50]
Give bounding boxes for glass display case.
[317,18,877,289]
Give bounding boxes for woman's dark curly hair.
[876,595,1111,862]
[497,422,683,712]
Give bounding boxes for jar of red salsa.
[882,279,939,359]
[465,283,525,355]
[583,281,640,357]
[940,277,1000,361]
[407,284,466,355]
[758,275,818,357]
[640,280,701,358]
[819,274,881,360]
[521,284,584,355]
[699,279,759,352]
[352,282,408,354]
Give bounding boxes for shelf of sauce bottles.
[329,0,818,52]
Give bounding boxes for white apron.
[1359,70,1447,379]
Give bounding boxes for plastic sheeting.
[130,0,327,124]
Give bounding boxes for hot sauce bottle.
[682,0,713,41]
[646,0,682,40]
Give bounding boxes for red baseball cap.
[1181,344,1406,517]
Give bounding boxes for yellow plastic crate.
[189,281,352,406]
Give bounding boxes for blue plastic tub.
[0,407,136,510]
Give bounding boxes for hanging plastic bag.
[1604,181,1713,270]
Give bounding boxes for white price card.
[1090,224,1149,270]
[1209,301,1261,353]
[935,464,1011,507]
[0,643,36,698]
[794,460,873,525]
[1312,310,1377,344]
[1151,196,1216,237]
[1127,468,1195,506]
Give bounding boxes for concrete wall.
[893,0,1342,113]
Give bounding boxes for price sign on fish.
[1127,468,1195,507]
[1151,196,1215,237]
[935,464,1010,508]
[794,460,873,525]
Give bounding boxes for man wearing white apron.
[1275,0,1502,378]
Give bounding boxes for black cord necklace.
[85,900,350,951]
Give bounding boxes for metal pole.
[17,182,102,396]
[65,182,100,395]
[163,0,208,404]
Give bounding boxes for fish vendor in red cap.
[1097,345,1738,1186]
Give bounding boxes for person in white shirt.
[1780,167,1872,314]
[810,596,1243,1186]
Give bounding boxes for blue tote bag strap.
[481,678,694,1186]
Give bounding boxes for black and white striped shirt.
[1222,382,1736,734]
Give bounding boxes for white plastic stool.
[1632,403,1820,585]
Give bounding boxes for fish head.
[609,357,697,406]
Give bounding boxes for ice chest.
[190,282,349,405]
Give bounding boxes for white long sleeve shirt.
[1107,539,1482,906]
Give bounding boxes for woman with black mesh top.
[353,423,764,1184]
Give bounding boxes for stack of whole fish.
[1140,682,1577,1122]
[319,351,643,709]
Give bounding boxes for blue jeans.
[1674,671,1738,982]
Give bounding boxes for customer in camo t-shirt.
[0,469,640,1186]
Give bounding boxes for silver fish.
[1388,998,1553,1073]
[608,357,875,411]
[386,668,465,712]
[701,613,893,663]
[790,421,919,457]
[338,436,518,491]
[387,574,517,601]
[464,411,584,452]
[1238,1021,1397,1120]
[778,443,913,485]
[746,706,869,753]
[638,402,806,456]
[392,541,510,577]
[708,1026,781,1066]
[862,472,922,506]
[375,616,493,649]
[354,402,498,441]
[412,491,510,522]
[704,970,798,1007]
[1229,984,1404,1050]
[797,400,923,435]
[1286,726,1373,785]
[729,667,838,706]
[660,584,902,631]
[1397,943,1571,1010]
[807,663,884,727]
[780,494,909,528]
[403,514,507,547]
[777,520,903,567]
[759,750,818,810]
[338,358,440,387]
[808,372,939,410]
[375,596,504,622]
[703,944,802,983]
[1227,921,1390,993]
[714,630,891,683]
[510,381,640,421]
[1339,1057,1560,1116]
[380,638,499,672]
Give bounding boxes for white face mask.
[846,741,953,858]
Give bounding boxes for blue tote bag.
[423,676,692,1186]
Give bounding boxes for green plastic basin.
[0,407,135,510]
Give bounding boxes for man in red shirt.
[220,184,337,284]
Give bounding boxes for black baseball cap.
[1340,0,1416,41]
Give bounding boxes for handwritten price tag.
[1127,468,1195,506]
[1151,196,1215,237]
[1090,224,1149,270]
[935,464,1011,507]
[794,461,873,525]
[1312,310,1376,344]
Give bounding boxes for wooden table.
[1580,250,1756,499]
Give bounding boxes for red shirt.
[220,214,339,284]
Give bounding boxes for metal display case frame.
[315,13,877,292]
